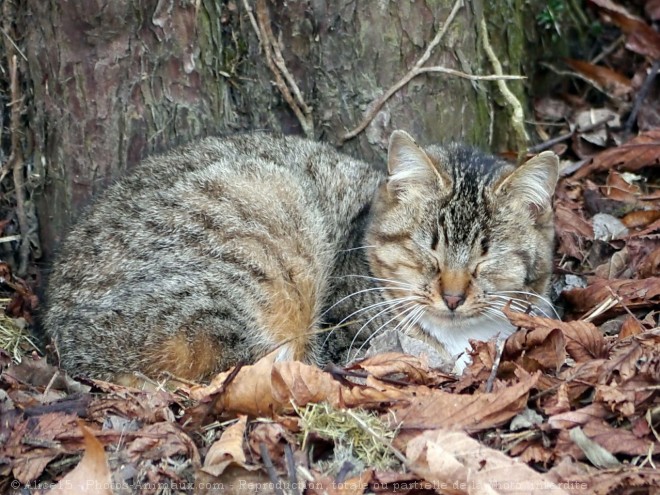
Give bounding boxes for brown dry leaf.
[406,429,569,495]
[594,374,657,417]
[593,247,629,279]
[603,170,641,202]
[546,456,660,495]
[557,420,660,458]
[548,403,610,431]
[554,202,593,260]
[191,352,417,417]
[393,372,539,432]
[591,2,660,58]
[541,382,571,416]
[4,356,85,393]
[622,210,660,229]
[345,352,438,384]
[196,466,273,495]
[505,311,607,363]
[8,413,79,483]
[504,323,565,371]
[564,58,633,98]
[203,416,257,477]
[574,128,660,178]
[647,0,660,20]
[87,388,176,424]
[125,421,200,464]
[563,277,660,317]
[271,360,344,410]
[637,246,660,277]
[247,421,295,465]
[609,328,660,380]
[48,422,112,495]
[619,315,644,338]
[190,351,278,416]
[307,471,373,495]
[510,440,554,465]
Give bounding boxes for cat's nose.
[443,293,465,310]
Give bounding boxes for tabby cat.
[44,131,558,384]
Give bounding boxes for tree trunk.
[13,0,534,261]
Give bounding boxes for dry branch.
[478,17,528,154]
[7,54,29,276]
[340,0,526,144]
[247,0,314,138]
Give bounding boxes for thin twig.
[284,443,301,495]
[8,54,29,276]
[624,60,660,133]
[251,0,314,138]
[240,0,262,45]
[340,0,526,144]
[478,17,528,154]
[528,114,616,154]
[259,443,286,495]
[0,26,27,61]
[485,337,505,393]
[340,0,464,143]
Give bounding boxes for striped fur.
[44,131,557,381]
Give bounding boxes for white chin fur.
[418,313,516,372]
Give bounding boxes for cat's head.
[365,130,558,337]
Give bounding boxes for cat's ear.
[387,130,451,194]
[495,151,559,215]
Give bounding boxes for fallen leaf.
[593,247,629,279]
[190,351,278,416]
[406,429,570,494]
[646,0,660,20]
[346,352,442,385]
[548,403,611,431]
[574,129,660,179]
[564,58,633,98]
[8,413,79,483]
[548,458,660,495]
[125,422,200,464]
[563,277,660,318]
[307,471,373,495]
[504,324,565,371]
[557,420,660,458]
[603,170,641,202]
[594,375,657,416]
[588,0,660,58]
[392,373,539,432]
[554,202,594,260]
[637,246,660,277]
[48,422,112,495]
[203,416,256,477]
[619,315,644,338]
[622,210,660,229]
[505,311,608,363]
[573,108,620,146]
[247,421,295,465]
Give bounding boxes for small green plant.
[537,0,567,39]
[534,0,596,54]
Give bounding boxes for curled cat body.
[44,131,558,384]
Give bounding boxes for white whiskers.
[347,301,424,362]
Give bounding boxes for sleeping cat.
[43,131,558,383]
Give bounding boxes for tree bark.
[14,0,534,260]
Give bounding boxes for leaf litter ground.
[1,1,660,493]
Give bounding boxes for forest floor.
[1,1,660,494]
